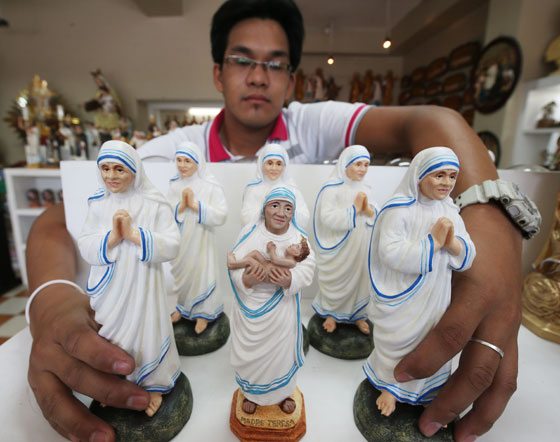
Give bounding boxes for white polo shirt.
[138,101,370,164]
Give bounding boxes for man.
[27,1,523,441]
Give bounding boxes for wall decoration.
[472,36,522,114]
[443,73,467,94]
[461,108,475,126]
[411,67,426,84]
[426,57,448,81]
[442,95,463,111]
[449,41,481,70]
[426,82,442,97]
[478,130,501,166]
[401,75,412,90]
[398,90,412,105]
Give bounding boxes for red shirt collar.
[208,109,289,162]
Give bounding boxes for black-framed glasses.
[224,55,292,75]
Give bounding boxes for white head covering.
[334,145,371,185]
[392,146,459,204]
[171,141,220,186]
[252,143,295,186]
[92,140,169,207]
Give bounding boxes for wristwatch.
[454,179,542,239]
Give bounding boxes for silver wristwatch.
[454,179,542,239]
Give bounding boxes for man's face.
[213,18,295,131]
[419,169,458,200]
[176,156,198,178]
[264,200,293,235]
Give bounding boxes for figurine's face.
[213,18,295,135]
[264,200,293,235]
[345,159,370,181]
[176,156,198,178]
[262,158,285,181]
[100,162,134,193]
[285,243,302,257]
[419,169,458,200]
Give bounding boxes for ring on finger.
[469,338,505,359]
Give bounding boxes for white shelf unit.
[512,75,560,166]
[4,168,62,285]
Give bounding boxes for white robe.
[79,189,181,392]
[229,222,315,405]
[312,157,376,322]
[167,174,227,320]
[365,193,475,405]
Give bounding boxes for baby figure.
[227,236,310,277]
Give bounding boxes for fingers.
[453,336,518,441]
[56,323,136,375]
[28,369,115,442]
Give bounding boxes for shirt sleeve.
[287,101,371,163]
[138,125,207,161]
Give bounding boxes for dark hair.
[210,0,304,71]
[294,236,310,262]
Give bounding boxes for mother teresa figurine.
[78,141,191,438]
[241,143,309,229]
[309,145,376,359]
[228,187,315,441]
[167,141,229,355]
[359,146,476,422]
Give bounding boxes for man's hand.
[394,204,521,441]
[28,285,150,441]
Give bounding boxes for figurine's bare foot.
[280,397,296,414]
[242,398,257,414]
[322,316,337,333]
[194,318,208,334]
[355,319,370,335]
[170,311,182,323]
[145,392,163,417]
[376,390,397,416]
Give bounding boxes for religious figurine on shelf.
[383,70,396,106]
[363,146,476,417]
[26,189,41,208]
[536,101,558,128]
[241,143,309,229]
[78,141,190,430]
[522,192,560,343]
[167,142,229,352]
[41,189,56,208]
[228,187,315,441]
[349,73,363,103]
[84,70,123,143]
[309,145,376,359]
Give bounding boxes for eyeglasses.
[224,55,292,75]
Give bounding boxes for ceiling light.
[382,38,392,49]
[327,55,335,65]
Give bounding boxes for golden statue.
[522,192,560,343]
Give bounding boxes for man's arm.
[26,204,150,442]
[356,105,521,441]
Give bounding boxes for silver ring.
[469,338,505,359]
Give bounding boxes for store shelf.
[16,208,46,217]
[4,168,62,285]
[523,128,560,135]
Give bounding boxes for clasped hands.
[354,192,375,218]
[430,217,462,256]
[107,209,140,248]
[178,187,198,213]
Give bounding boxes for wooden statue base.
[229,388,306,441]
[522,309,560,344]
